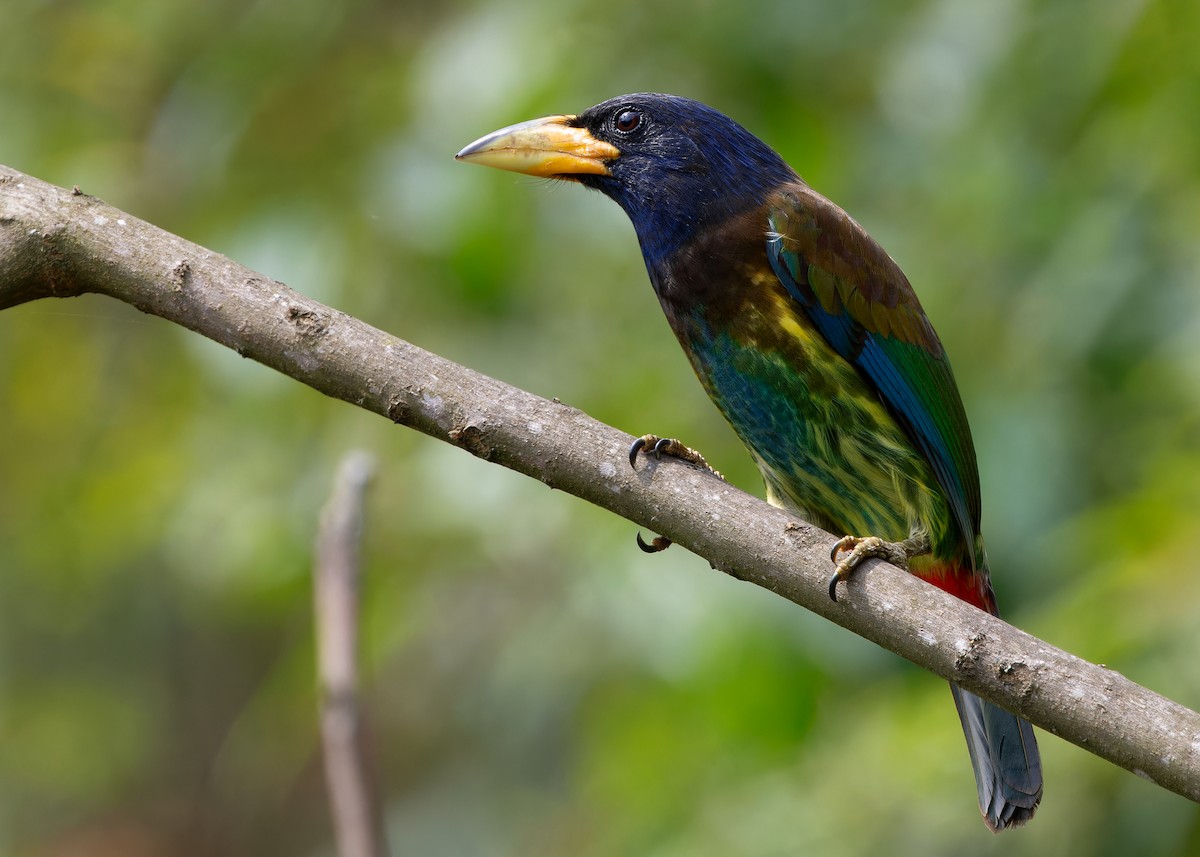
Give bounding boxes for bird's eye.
[614,109,642,133]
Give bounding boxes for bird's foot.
[827,532,931,602]
[627,435,724,553]
[627,434,723,479]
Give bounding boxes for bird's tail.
[916,554,1043,829]
[950,684,1043,830]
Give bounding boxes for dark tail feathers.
[950,685,1043,831]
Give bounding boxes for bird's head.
[456,93,798,264]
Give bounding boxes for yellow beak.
[455,115,619,177]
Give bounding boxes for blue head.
[457,93,798,265]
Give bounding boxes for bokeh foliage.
[2,0,1200,854]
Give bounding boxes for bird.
[456,93,1042,830]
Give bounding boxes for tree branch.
[315,451,388,857]
[3,163,1198,805]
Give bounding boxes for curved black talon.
[828,571,842,602]
[830,542,842,563]
[636,532,672,553]
[652,437,673,459]
[628,437,650,468]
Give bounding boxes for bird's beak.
[455,115,619,178]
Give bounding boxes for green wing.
[765,185,981,556]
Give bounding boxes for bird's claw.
[629,434,685,466]
[628,434,723,478]
[827,568,845,602]
[636,532,673,553]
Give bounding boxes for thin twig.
[315,451,387,857]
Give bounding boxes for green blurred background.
[2,0,1199,854]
